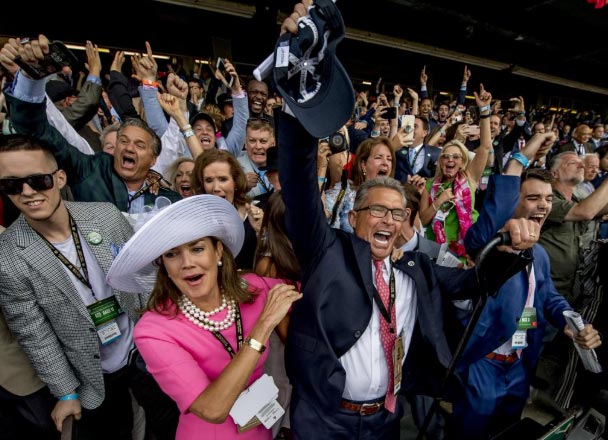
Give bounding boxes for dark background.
[2,0,607,114]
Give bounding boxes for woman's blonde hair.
[433,140,471,180]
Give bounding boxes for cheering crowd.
[1,1,607,439]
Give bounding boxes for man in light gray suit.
[0,134,177,439]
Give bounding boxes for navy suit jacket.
[279,113,530,434]
[394,144,441,182]
[462,175,571,378]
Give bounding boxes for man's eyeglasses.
[440,153,463,160]
[355,205,407,222]
[0,170,59,195]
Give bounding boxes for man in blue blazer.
[394,116,441,182]
[279,106,538,438]
[451,162,602,439]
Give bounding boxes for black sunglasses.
[0,170,59,195]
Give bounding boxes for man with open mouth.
[450,133,602,440]
[3,35,181,214]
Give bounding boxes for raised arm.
[419,65,429,99]
[456,65,471,106]
[154,75,204,175]
[2,35,97,185]
[221,59,249,157]
[107,50,139,120]
[60,40,103,130]
[133,42,168,136]
[467,84,493,185]
[407,87,419,116]
[565,176,608,221]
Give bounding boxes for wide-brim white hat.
[106,195,244,293]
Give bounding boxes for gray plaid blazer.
[0,201,146,409]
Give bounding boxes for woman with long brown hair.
[107,195,301,440]
[191,149,263,270]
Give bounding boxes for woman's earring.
[362,169,366,177]
[218,261,223,267]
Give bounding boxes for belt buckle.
[359,402,381,415]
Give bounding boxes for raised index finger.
[145,41,154,58]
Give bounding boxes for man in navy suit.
[279,110,537,439]
[278,4,537,438]
[394,116,441,182]
[449,146,601,438]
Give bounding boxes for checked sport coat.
[0,201,146,409]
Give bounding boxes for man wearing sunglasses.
[0,135,178,439]
[0,36,181,214]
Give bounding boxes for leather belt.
[485,352,518,363]
[340,399,385,415]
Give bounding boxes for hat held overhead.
[258,0,354,138]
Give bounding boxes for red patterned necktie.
[373,259,397,413]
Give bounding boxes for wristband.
[59,393,79,401]
[432,201,439,211]
[509,152,530,169]
[141,79,159,88]
[479,114,491,120]
[182,129,195,139]
[244,336,266,354]
[318,176,327,183]
[479,104,491,113]
[180,124,192,133]
[516,111,526,117]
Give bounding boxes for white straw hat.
[106,195,244,293]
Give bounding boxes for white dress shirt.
[339,256,417,401]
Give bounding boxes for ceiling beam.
[154,0,608,96]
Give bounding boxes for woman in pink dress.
[106,195,302,439]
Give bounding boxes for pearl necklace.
[178,295,236,332]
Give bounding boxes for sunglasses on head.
[0,170,58,195]
[247,115,274,126]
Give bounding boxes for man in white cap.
[0,134,178,439]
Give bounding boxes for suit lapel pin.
[408,261,415,267]
[87,232,103,245]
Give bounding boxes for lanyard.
[210,303,244,358]
[525,263,535,308]
[372,267,396,333]
[127,171,167,211]
[248,158,271,193]
[256,171,271,193]
[36,214,97,300]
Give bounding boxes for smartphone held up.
[400,115,415,145]
[216,57,234,88]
